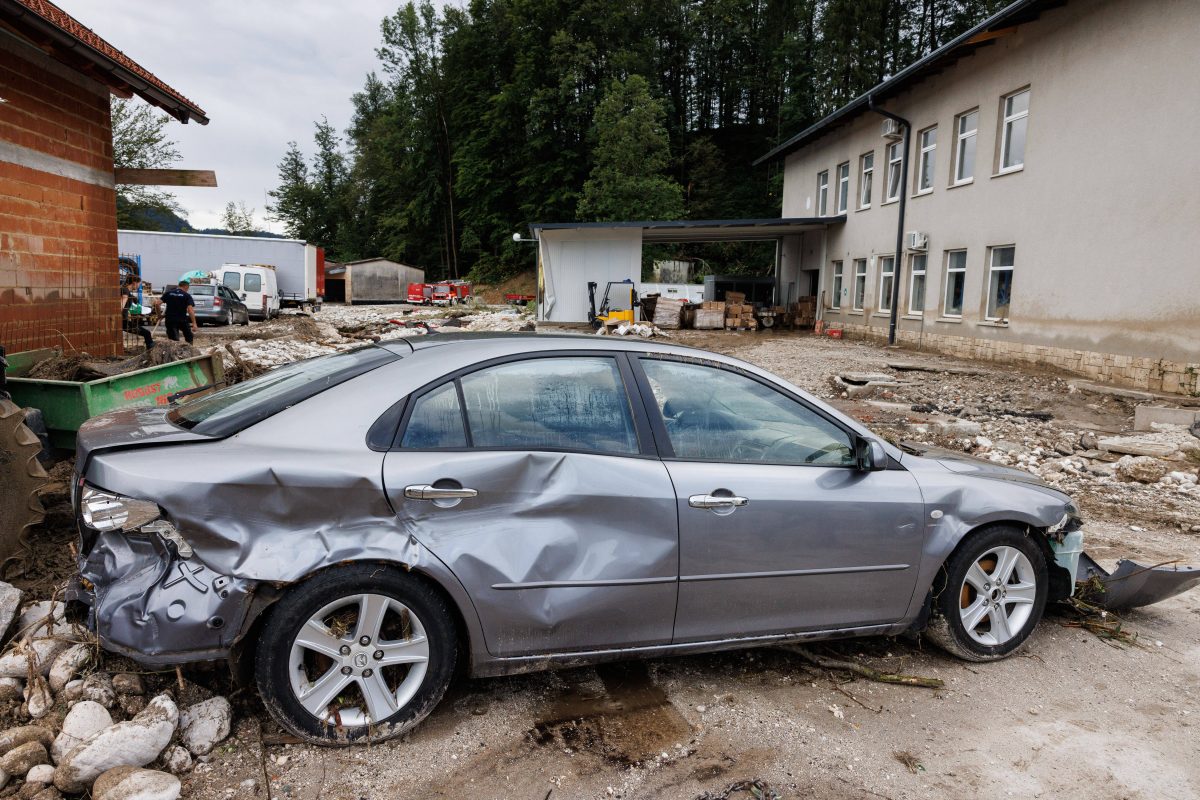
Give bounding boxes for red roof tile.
[2,0,207,123]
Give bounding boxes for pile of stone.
[0,586,232,799]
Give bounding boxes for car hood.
[76,406,208,462]
[900,441,1065,493]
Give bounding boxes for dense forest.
[269,0,1007,282]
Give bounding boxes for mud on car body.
[67,333,1199,745]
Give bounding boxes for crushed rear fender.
[1075,552,1200,609]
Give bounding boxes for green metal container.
[4,347,224,449]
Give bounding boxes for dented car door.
[381,354,679,657]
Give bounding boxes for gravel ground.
[24,312,1200,799]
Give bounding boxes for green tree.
[578,75,683,222]
[220,201,256,235]
[111,97,184,229]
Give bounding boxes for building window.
[830,261,843,309]
[817,170,829,216]
[1000,89,1029,172]
[987,246,1015,320]
[836,162,850,214]
[885,142,902,202]
[908,253,927,314]
[916,126,936,193]
[954,110,978,183]
[852,258,867,311]
[859,152,873,208]
[943,249,967,317]
[877,256,895,312]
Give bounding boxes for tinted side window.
[401,383,467,448]
[244,273,263,292]
[222,272,241,290]
[459,357,638,455]
[640,359,854,466]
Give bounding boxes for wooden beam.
[966,25,1019,45]
[114,168,217,187]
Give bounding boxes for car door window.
[244,273,262,292]
[639,359,854,466]
[459,357,638,454]
[400,382,467,448]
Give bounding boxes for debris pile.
[0,588,232,799]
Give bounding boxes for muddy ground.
[25,312,1200,799]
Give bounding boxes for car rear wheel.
[254,565,457,744]
[926,525,1048,662]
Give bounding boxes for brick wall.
[0,36,120,357]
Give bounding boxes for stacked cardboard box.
[652,297,686,329]
[694,300,725,330]
[722,292,757,329]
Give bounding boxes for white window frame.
[999,89,1029,174]
[907,253,927,315]
[877,255,896,312]
[943,249,967,318]
[916,126,936,194]
[830,261,843,309]
[885,141,902,203]
[986,245,1015,321]
[859,152,873,209]
[852,258,867,311]
[836,162,849,214]
[817,170,829,216]
[954,109,978,184]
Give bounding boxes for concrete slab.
[1134,405,1200,431]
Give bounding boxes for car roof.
[380,330,708,359]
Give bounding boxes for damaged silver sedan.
[67,333,1199,744]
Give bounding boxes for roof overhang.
[530,217,843,244]
[0,0,208,124]
[754,0,1062,165]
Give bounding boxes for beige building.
[762,0,1200,396]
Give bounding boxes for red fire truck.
[431,281,471,306]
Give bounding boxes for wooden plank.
[965,26,1019,45]
[114,168,217,187]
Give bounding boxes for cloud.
[59,0,416,232]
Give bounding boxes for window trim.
[835,161,850,214]
[998,88,1029,175]
[816,170,829,216]
[628,353,865,469]
[858,151,874,209]
[852,258,867,312]
[884,141,903,203]
[388,350,657,458]
[915,126,936,195]
[830,260,844,310]
[942,249,968,318]
[985,245,1016,321]
[907,253,927,316]
[953,109,978,185]
[877,255,896,313]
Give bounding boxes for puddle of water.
[529,661,691,766]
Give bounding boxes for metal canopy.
[530,216,843,243]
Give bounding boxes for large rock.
[0,741,48,776]
[0,726,53,756]
[15,603,64,641]
[92,766,181,800]
[52,695,177,793]
[0,638,71,678]
[24,674,53,719]
[179,697,231,756]
[25,764,54,784]
[1115,455,1169,484]
[0,583,21,640]
[52,701,113,764]
[47,645,90,693]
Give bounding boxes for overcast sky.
[59,0,421,232]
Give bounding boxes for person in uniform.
[160,279,198,344]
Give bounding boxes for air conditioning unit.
[881,119,903,139]
[906,231,929,252]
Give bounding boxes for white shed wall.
[538,228,642,323]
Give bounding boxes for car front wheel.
[927,525,1048,662]
[254,565,457,744]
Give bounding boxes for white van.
[218,264,279,320]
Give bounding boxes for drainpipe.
[869,97,910,346]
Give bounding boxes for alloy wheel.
[957,546,1038,646]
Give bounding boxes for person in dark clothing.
[160,280,197,344]
[120,277,154,349]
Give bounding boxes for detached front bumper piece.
[1075,552,1200,610]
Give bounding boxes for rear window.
[222,272,241,290]
[245,274,263,292]
[190,285,216,296]
[169,346,398,437]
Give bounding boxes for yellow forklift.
[587,279,640,330]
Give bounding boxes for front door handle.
[688,493,748,509]
[404,484,478,500]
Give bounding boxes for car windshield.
[190,285,216,296]
[168,346,398,437]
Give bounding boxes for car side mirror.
[855,437,887,471]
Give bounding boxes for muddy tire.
[926,525,1048,662]
[0,398,47,562]
[254,564,457,744]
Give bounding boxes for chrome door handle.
[404,485,478,500]
[688,494,748,509]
